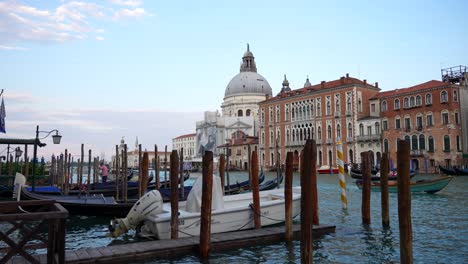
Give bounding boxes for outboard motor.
[108,190,164,238]
[13,173,26,201]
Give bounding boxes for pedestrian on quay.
[100,162,108,183]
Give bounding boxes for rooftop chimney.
[346,73,349,79]
[321,81,325,89]
[375,82,379,88]
[363,79,367,86]
[340,77,345,85]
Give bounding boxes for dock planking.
[8,224,335,263]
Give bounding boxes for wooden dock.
[10,224,335,263]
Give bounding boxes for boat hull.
[139,187,301,240]
[318,169,339,174]
[355,176,453,194]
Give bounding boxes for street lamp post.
[32,125,62,191]
[14,147,23,173]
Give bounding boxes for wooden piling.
[250,150,261,229]
[361,151,371,225]
[219,154,225,195]
[397,140,413,264]
[24,145,29,178]
[380,152,390,227]
[64,149,68,195]
[80,144,84,194]
[170,150,179,240]
[164,145,168,188]
[154,144,159,190]
[123,144,128,203]
[87,149,91,191]
[284,151,293,241]
[301,139,316,264]
[156,157,161,190]
[226,147,231,194]
[115,145,120,201]
[140,152,149,197]
[179,147,184,200]
[199,151,213,258]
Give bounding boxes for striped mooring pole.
[336,141,347,209]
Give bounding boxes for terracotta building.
[374,80,465,172]
[218,130,258,171]
[258,74,380,170]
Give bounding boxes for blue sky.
[1,0,467,160]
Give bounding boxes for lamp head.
[15,147,23,158]
[52,131,62,144]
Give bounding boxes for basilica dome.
[224,44,272,98]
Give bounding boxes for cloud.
[0,45,28,50]
[0,1,148,48]
[113,7,146,20]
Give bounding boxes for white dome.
[224,71,272,98]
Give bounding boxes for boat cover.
[185,174,224,213]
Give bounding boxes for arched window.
[359,124,364,135]
[311,127,315,139]
[318,150,323,166]
[318,126,322,140]
[246,109,251,116]
[428,136,434,152]
[238,109,243,117]
[419,134,425,150]
[382,101,387,112]
[328,150,333,166]
[404,97,409,108]
[443,135,450,152]
[261,132,265,145]
[404,135,410,144]
[348,123,353,138]
[336,124,341,140]
[410,96,415,107]
[426,93,432,105]
[286,130,290,144]
[327,101,331,115]
[317,103,321,116]
[411,135,418,150]
[441,91,448,103]
[327,125,332,139]
[375,122,380,134]
[416,95,422,106]
[394,99,400,110]
[384,139,389,153]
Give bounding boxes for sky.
[1,0,467,161]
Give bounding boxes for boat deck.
[8,223,335,263]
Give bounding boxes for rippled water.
[59,172,468,263]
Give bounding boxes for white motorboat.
[109,174,301,239]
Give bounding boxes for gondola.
[259,173,284,191]
[350,168,416,181]
[224,171,265,194]
[439,165,458,176]
[355,176,453,194]
[454,167,468,176]
[14,173,134,217]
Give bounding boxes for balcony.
[405,127,411,132]
[417,126,423,131]
[334,111,341,118]
[410,150,425,157]
[326,138,332,144]
[356,135,381,142]
[345,110,352,116]
[346,137,353,143]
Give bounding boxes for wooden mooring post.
[87,149,91,191]
[179,148,184,200]
[140,152,149,198]
[250,150,261,229]
[397,140,413,264]
[155,144,160,190]
[361,151,371,225]
[115,145,120,201]
[284,151,293,241]
[301,139,316,264]
[170,150,179,239]
[380,152,390,227]
[219,154,225,195]
[199,151,213,258]
[123,144,128,203]
[164,145,168,188]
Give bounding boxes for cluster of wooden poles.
[360,140,413,264]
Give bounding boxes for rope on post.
[336,141,347,209]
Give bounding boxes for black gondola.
[438,165,458,176]
[350,168,416,181]
[454,167,468,176]
[258,173,284,191]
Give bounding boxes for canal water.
[60,172,467,263]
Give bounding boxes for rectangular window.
[383,120,388,131]
[395,119,401,129]
[417,116,423,129]
[367,126,372,136]
[427,115,433,126]
[455,112,459,124]
[457,136,461,151]
[371,104,375,112]
[405,118,411,130]
[442,113,449,125]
